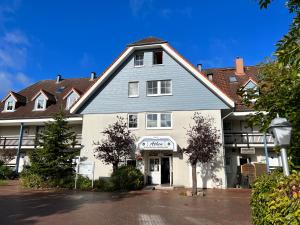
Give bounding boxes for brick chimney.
[235,57,245,75]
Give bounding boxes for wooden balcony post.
[15,123,24,173]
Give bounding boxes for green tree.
[244,1,300,165]
[29,111,78,180]
[258,0,300,68]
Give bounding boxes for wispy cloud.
[197,38,239,68]
[80,52,95,69]
[0,1,33,98]
[160,7,192,19]
[129,0,153,16]
[129,0,192,19]
[0,71,32,97]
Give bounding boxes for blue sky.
[0,0,292,97]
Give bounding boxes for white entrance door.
[149,157,160,185]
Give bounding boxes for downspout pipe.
[15,122,24,173]
[221,110,234,188]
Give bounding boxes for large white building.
[0,37,280,188]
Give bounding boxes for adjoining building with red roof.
[0,37,279,188]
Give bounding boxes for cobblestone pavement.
[0,181,251,225]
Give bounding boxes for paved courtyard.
[0,181,251,225]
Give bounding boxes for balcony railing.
[0,134,82,149]
[224,132,274,145]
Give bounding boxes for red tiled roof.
[128,36,167,46]
[203,66,259,111]
[0,78,97,120]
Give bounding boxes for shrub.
[251,171,300,225]
[76,175,92,190]
[20,170,45,188]
[0,161,13,180]
[109,165,144,191]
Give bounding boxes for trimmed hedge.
[251,171,300,225]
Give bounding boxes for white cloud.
[80,52,95,68]
[0,71,31,97]
[3,30,29,45]
[129,0,153,16]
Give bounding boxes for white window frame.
[146,80,172,96]
[34,96,47,111]
[66,92,80,110]
[128,81,139,98]
[4,99,15,112]
[146,112,172,129]
[128,113,138,130]
[134,53,144,67]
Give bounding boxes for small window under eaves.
[229,76,237,83]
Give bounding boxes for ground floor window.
[146,113,172,129]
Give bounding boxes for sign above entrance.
[241,147,255,155]
[137,136,177,152]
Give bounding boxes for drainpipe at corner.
[15,122,24,173]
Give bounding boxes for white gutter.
[0,117,82,125]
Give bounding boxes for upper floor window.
[128,114,138,129]
[66,92,80,110]
[134,53,144,67]
[147,80,172,96]
[153,51,163,65]
[4,97,15,112]
[34,95,46,111]
[128,82,139,97]
[146,113,172,129]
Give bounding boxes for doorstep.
[143,185,174,191]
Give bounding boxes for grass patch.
[0,180,8,186]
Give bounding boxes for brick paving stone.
[0,181,251,225]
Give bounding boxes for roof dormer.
[31,89,56,111]
[2,91,26,112]
[63,88,81,110]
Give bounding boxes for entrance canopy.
[136,136,177,152]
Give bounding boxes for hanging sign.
[241,147,255,154]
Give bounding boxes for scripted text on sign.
[140,139,174,150]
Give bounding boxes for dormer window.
[4,97,15,112]
[63,88,80,110]
[32,89,56,111]
[2,92,26,112]
[34,95,47,111]
[242,79,259,102]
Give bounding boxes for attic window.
[56,86,65,93]
[153,51,163,65]
[229,76,237,83]
[207,73,213,81]
[4,97,15,112]
[66,91,80,110]
[34,95,47,111]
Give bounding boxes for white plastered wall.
[80,109,226,188]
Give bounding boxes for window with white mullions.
[146,113,172,129]
[146,114,158,128]
[128,114,138,129]
[160,113,171,127]
[147,80,172,96]
[160,80,171,95]
[128,82,139,97]
[134,53,144,67]
[6,100,14,111]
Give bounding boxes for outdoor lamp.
[268,117,292,176]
